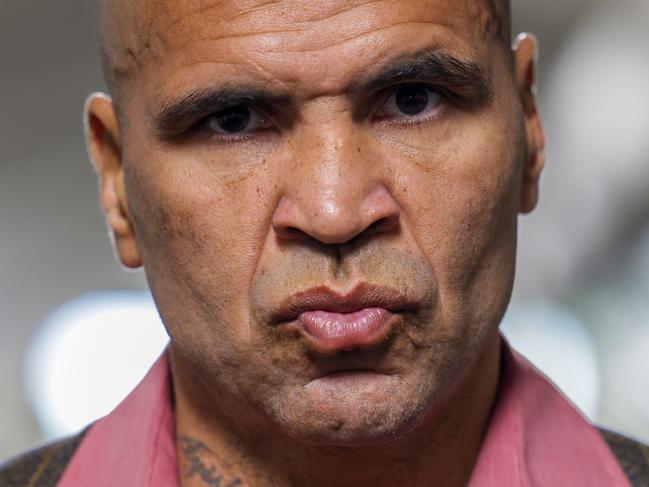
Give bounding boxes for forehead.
[124,0,500,105]
[137,0,494,41]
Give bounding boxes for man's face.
[93,0,540,445]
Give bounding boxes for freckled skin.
[88,0,544,485]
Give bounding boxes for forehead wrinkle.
[149,0,305,41]
[133,3,313,70]
[150,59,294,106]
[260,20,452,56]
[168,27,305,61]
[154,0,279,39]
[147,52,299,97]
[122,0,495,68]
[145,0,391,57]
[279,0,388,25]
[229,0,388,25]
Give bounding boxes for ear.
[85,93,143,268]
[513,33,546,214]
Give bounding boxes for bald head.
[97,0,512,114]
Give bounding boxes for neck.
[171,336,501,487]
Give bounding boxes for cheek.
[428,160,519,287]
[122,147,274,344]
[389,114,524,326]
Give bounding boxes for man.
[1,0,648,485]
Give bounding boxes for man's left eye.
[205,105,269,135]
[380,84,442,119]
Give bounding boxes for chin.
[267,373,435,447]
[279,402,428,448]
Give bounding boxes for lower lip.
[297,308,394,353]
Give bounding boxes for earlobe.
[85,93,143,268]
[513,34,546,214]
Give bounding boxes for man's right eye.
[205,105,270,136]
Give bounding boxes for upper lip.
[271,283,417,323]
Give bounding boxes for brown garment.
[601,429,649,487]
[0,431,85,487]
[0,428,648,486]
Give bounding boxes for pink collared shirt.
[58,343,631,486]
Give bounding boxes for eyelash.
[203,129,263,145]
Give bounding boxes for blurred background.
[1,0,648,459]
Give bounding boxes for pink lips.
[297,307,393,353]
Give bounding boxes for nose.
[272,128,400,245]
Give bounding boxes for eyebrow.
[152,48,493,139]
[153,87,292,139]
[348,48,493,104]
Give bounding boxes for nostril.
[277,226,309,241]
[368,214,399,235]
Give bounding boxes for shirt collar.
[469,341,630,486]
[59,340,630,487]
[58,352,178,487]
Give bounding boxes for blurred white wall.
[0,0,149,457]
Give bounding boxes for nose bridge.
[272,117,400,245]
[306,122,365,210]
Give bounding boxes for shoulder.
[599,428,649,486]
[0,430,86,487]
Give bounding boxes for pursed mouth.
[268,283,417,354]
[271,283,418,323]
